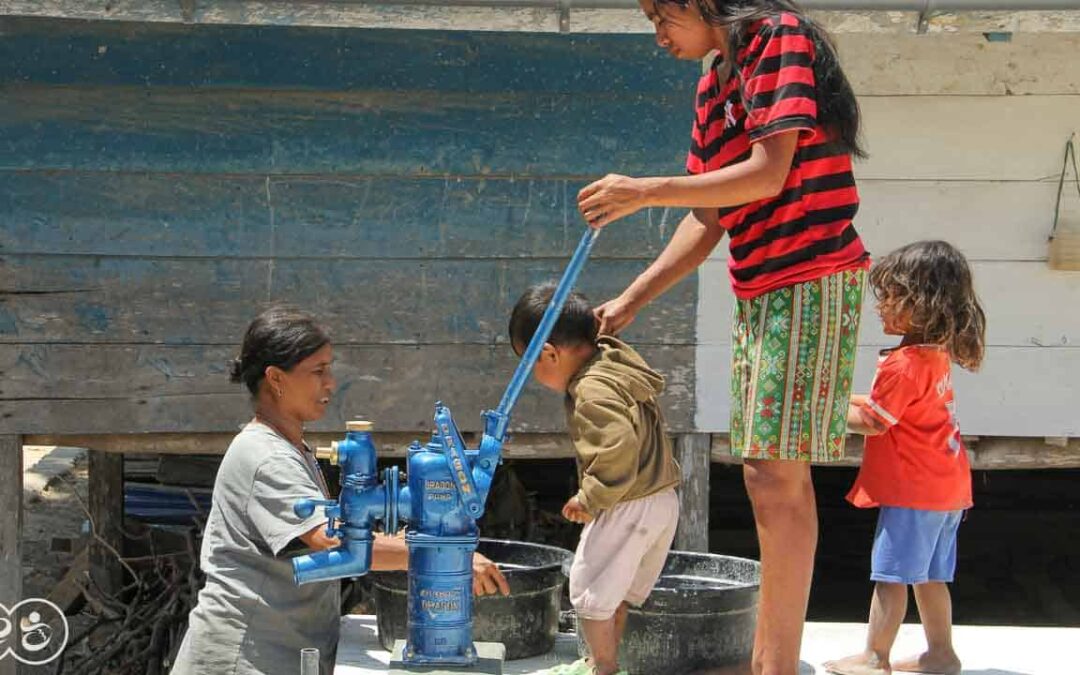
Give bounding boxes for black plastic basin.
[577,551,761,674]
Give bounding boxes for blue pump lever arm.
[436,229,599,515]
[472,228,599,504]
[495,228,599,431]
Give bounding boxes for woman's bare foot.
[892,650,961,674]
[823,652,891,675]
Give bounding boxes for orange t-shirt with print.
[847,345,973,511]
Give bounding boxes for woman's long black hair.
[660,0,866,158]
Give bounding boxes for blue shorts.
[871,507,963,585]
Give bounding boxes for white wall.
[695,34,1080,437]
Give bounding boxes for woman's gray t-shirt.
[171,423,340,674]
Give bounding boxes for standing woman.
[172,308,507,675]
[578,2,868,673]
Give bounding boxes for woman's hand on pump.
[473,553,511,597]
[298,525,340,551]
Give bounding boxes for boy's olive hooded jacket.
[565,336,681,516]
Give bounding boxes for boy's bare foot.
[823,653,891,675]
[892,651,961,674]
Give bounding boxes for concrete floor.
[336,615,1076,675]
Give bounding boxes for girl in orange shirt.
[827,241,986,675]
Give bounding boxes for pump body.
[291,229,598,667]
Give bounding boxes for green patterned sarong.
[730,268,866,462]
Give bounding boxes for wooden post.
[673,434,711,553]
[1,436,23,675]
[88,450,125,597]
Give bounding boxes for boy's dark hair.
[508,283,599,353]
[230,307,331,395]
[870,241,986,371]
[657,0,866,158]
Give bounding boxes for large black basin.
[370,538,572,661]
[577,551,761,674]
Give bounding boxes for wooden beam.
[0,436,22,675]
[23,432,579,457]
[21,432,1080,469]
[88,450,124,597]
[710,435,1080,470]
[673,434,710,553]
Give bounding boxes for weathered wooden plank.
[3,87,1073,180]
[854,180,1059,262]
[0,18,692,95]
[0,172,683,259]
[5,20,1075,97]
[2,174,1056,262]
[839,33,1080,96]
[698,260,1080,349]
[269,177,685,261]
[857,96,1080,181]
[0,86,690,176]
[0,171,273,257]
[695,344,1080,437]
[967,437,1080,469]
[673,433,710,553]
[5,19,1080,97]
[47,546,89,614]
[0,344,695,434]
[88,449,124,596]
[0,0,565,33]
[711,435,1080,470]
[0,435,22,649]
[0,255,695,345]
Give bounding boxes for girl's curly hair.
[870,241,986,371]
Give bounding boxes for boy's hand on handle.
[578,174,656,229]
[473,552,511,597]
[561,496,594,524]
[595,297,637,336]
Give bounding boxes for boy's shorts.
[569,488,679,621]
[871,506,963,585]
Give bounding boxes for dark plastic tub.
[577,551,761,674]
[370,538,572,661]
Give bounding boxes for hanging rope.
[1050,132,1080,243]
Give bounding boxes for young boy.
[509,283,681,675]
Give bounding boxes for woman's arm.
[596,207,723,335]
[578,132,799,229]
[298,525,339,551]
[298,530,509,596]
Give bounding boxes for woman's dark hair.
[508,283,598,353]
[229,307,331,395]
[659,0,866,158]
[870,241,986,371]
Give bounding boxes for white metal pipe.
[336,0,1080,9]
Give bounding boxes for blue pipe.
[293,525,374,584]
[292,427,400,585]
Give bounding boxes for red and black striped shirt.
[687,12,868,299]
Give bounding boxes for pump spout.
[292,526,374,585]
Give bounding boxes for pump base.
[389,641,505,674]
